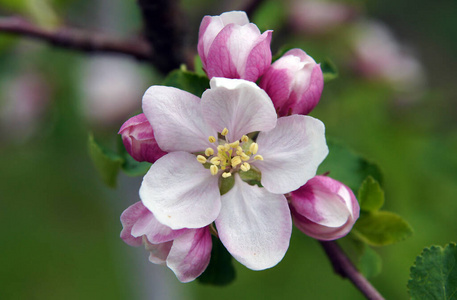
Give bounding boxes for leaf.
[193,55,206,76]
[197,235,236,286]
[408,243,457,300]
[162,69,209,97]
[358,246,382,278]
[88,134,123,188]
[354,211,413,246]
[317,139,383,192]
[251,0,287,32]
[321,58,338,82]
[358,176,385,212]
[220,176,235,196]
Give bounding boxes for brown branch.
[320,241,385,300]
[0,16,153,61]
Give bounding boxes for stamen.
[254,155,264,161]
[196,155,207,164]
[222,172,232,178]
[217,145,225,152]
[249,143,259,155]
[208,136,216,143]
[241,153,250,161]
[205,148,214,156]
[210,165,218,175]
[223,143,231,151]
[241,135,249,143]
[221,128,229,136]
[231,156,241,167]
[210,157,221,165]
[240,162,251,172]
[229,140,240,148]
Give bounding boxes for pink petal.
[201,78,277,142]
[167,227,212,283]
[215,175,292,270]
[142,86,217,153]
[254,115,328,194]
[242,30,273,81]
[140,152,221,230]
[120,201,147,247]
[144,238,173,265]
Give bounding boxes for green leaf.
[358,246,382,278]
[321,58,338,82]
[220,176,235,195]
[358,176,385,212]
[88,134,123,188]
[239,169,262,187]
[162,69,209,97]
[251,0,287,32]
[193,55,206,76]
[408,243,457,300]
[198,236,236,286]
[354,211,413,246]
[317,139,383,192]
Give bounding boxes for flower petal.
[144,238,173,265]
[140,151,221,230]
[215,174,292,270]
[166,227,212,283]
[120,201,147,247]
[201,78,277,142]
[254,115,328,194]
[142,86,216,153]
[242,30,273,81]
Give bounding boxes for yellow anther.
[210,157,221,165]
[231,156,241,167]
[249,143,259,155]
[208,136,216,143]
[241,135,249,143]
[254,155,264,161]
[241,153,250,161]
[224,143,231,151]
[217,145,225,152]
[229,140,240,148]
[205,147,214,156]
[221,128,229,136]
[210,165,218,175]
[222,172,232,178]
[197,155,207,164]
[240,162,251,172]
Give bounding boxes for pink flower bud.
[198,11,272,82]
[259,49,324,116]
[118,113,167,163]
[289,175,359,241]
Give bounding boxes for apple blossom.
[289,175,360,241]
[198,11,272,82]
[260,49,324,116]
[118,113,167,163]
[120,201,212,283]
[139,77,328,270]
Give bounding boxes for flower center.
[196,128,264,177]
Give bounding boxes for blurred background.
[0,0,456,299]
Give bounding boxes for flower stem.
[319,240,385,300]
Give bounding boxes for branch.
[320,241,385,300]
[0,16,153,61]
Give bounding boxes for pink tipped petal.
[140,152,221,230]
[215,175,292,270]
[292,64,324,115]
[144,238,173,265]
[202,78,277,142]
[254,115,328,194]
[119,113,167,163]
[243,30,273,81]
[142,86,217,153]
[167,227,212,283]
[120,201,148,247]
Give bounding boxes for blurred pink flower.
[121,201,212,283]
[198,11,272,82]
[289,175,360,240]
[119,113,167,163]
[260,49,323,116]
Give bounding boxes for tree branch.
[0,16,153,61]
[320,241,385,300]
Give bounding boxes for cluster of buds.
[119,11,360,282]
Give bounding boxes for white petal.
[142,86,217,153]
[215,175,292,270]
[140,152,221,230]
[254,115,328,194]
[202,78,277,142]
[167,227,212,283]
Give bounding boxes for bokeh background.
[1,0,456,299]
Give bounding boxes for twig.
[0,16,153,61]
[320,241,385,300]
